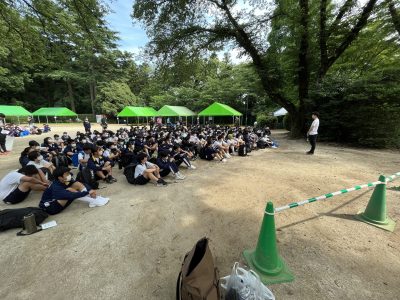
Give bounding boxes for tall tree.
[132,0,382,136]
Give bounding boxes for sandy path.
[0,124,399,300]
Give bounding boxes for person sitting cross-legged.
[0,165,49,204]
[39,167,109,215]
[134,152,167,186]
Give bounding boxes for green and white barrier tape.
[273,172,400,213]
[385,172,400,182]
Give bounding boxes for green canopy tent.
[0,105,32,124]
[198,102,242,125]
[32,107,77,123]
[157,105,196,125]
[117,106,157,125]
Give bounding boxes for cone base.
[243,249,294,284]
[354,212,396,232]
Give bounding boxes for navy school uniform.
[39,180,89,215]
[156,157,179,177]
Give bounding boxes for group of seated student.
[0,123,275,213]
[0,165,108,215]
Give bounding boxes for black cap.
[53,167,71,179]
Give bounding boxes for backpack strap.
[176,271,182,300]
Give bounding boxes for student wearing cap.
[39,167,109,215]
[0,165,49,204]
[134,153,167,186]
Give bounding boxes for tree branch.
[327,0,355,38]
[325,0,378,75]
[210,0,297,113]
[388,0,400,36]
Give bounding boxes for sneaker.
[109,176,118,182]
[189,165,196,170]
[175,172,185,180]
[105,177,114,184]
[221,158,227,163]
[89,196,109,208]
[306,151,314,155]
[156,179,168,186]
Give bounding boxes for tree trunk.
[89,82,95,115]
[298,0,310,107]
[67,80,76,112]
[319,0,328,79]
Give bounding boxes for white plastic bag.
[220,262,275,300]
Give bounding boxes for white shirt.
[134,162,154,178]
[309,118,319,135]
[27,160,51,169]
[0,171,24,200]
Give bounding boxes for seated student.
[61,132,71,142]
[0,165,49,204]
[87,146,117,183]
[27,150,56,176]
[213,134,231,159]
[39,167,109,215]
[156,151,185,180]
[78,143,94,170]
[171,145,197,169]
[144,136,158,157]
[63,139,79,163]
[19,147,35,167]
[103,142,121,166]
[203,139,226,162]
[134,153,167,186]
[53,134,64,148]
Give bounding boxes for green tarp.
[32,107,77,117]
[198,102,242,116]
[117,106,157,117]
[0,105,31,116]
[157,105,196,117]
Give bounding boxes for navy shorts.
[135,175,149,185]
[3,187,31,204]
[40,199,74,215]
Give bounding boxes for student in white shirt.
[26,150,55,175]
[134,153,167,186]
[307,112,320,155]
[0,165,49,204]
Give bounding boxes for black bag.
[0,207,48,232]
[176,238,220,300]
[124,163,138,184]
[76,167,99,189]
[238,144,247,156]
[52,154,69,168]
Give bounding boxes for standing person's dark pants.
[308,134,318,154]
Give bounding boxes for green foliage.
[97,81,137,115]
[256,114,278,129]
[312,67,400,148]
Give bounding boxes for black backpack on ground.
[52,154,69,168]
[238,144,247,156]
[76,167,99,189]
[0,207,48,232]
[124,163,138,184]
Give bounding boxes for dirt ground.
[0,124,399,300]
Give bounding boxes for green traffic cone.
[355,175,396,232]
[243,201,294,284]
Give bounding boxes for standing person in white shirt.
[307,112,320,155]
